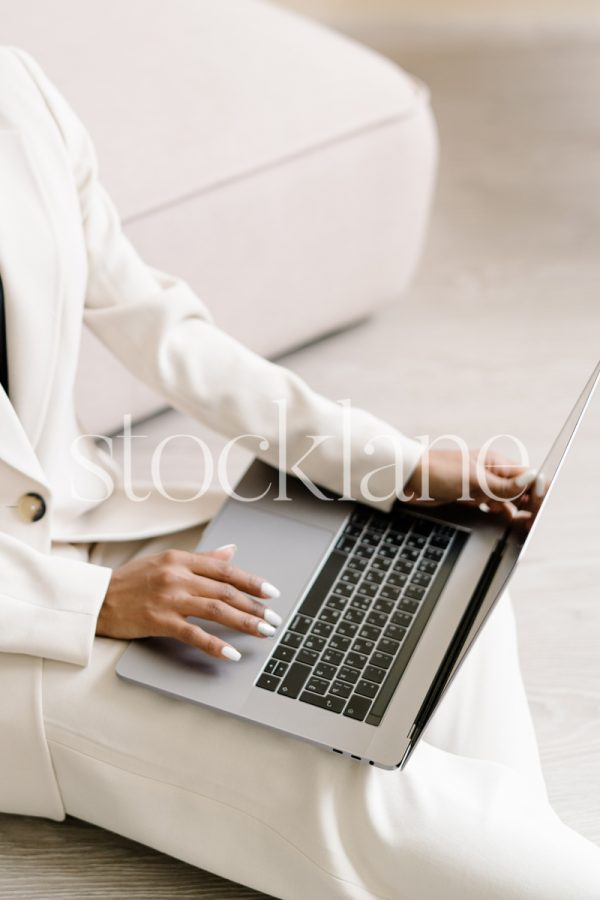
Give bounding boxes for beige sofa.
[4,0,437,435]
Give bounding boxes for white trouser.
[42,527,600,900]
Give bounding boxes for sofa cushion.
[4,0,436,434]
[5,0,425,218]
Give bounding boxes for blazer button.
[17,492,47,523]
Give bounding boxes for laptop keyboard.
[256,506,468,726]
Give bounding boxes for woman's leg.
[421,591,547,795]
[42,527,600,899]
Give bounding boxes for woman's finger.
[482,451,528,480]
[186,552,281,601]
[180,595,280,638]
[182,576,282,626]
[166,617,242,662]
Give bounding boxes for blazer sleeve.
[14,49,424,511]
[0,532,111,665]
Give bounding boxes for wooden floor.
[2,19,599,898]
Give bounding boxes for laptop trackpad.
[116,502,340,709]
[195,501,337,630]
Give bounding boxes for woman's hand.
[403,448,538,521]
[96,545,281,662]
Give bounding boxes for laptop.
[117,362,600,768]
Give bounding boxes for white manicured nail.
[514,469,537,489]
[221,645,242,661]
[534,474,546,497]
[261,581,281,600]
[264,608,282,627]
[216,543,237,552]
[479,502,491,513]
[258,621,276,637]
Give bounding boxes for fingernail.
[534,474,546,497]
[514,469,536,489]
[257,621,276,637]
[216,543,237,552]
[261,581,281,600]
[264,608,282,627]
[221,645,242,661]
[479,502,491,513]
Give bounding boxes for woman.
[1,46,599,898]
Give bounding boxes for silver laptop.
[117,362,599,768]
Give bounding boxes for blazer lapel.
[0,128,61,477]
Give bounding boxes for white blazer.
[0,47,422,819]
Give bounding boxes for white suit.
[1,46,599,899]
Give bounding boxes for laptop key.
[411,519,433,536]
[411,571,432,588]
[305,677,329,696]
[341,569,361,585]
[319,606,341,624]
[297,648,319,666]
[264,658,278,674]
[311,620,333,639]
[371,651,394,670]
[299,691,345,713]
[359,624,382,643]
[282,631,303,649]
[344,608,365,625]
[423,546,443,562]
[352,638,375,656]
[289,614,312,635]
[373,598,394,614]
[387,573,407,588]
[377,638,400,657]
[398,598,419,615]
[366,611,388,628]
[384,624,406,641]
[348,556,368,572]
[393,560,414,575]
[314,662,337,682]
[365,570,384,585]
[336,536,356,554]
[273,661,289,678]
[405,584,426,601]
[330,680,353,699]
[297,550,346,618]
[322,648,344,667]
[391,611,413,628]
[350,595,370,612]
[338,666,360,685]
[378,586,400,602]
[343,695,372,722]
[378,545,397,559]
[327,595,347,611]
[372,556,392,572]
[359,582,378,598]
[273,644,296,663]
[363,664,386,684]
[350,508,370,524]
[329,634,351,653]
[278,663,312,699]
[336,620,358,639]
[333,582,354,598]
[354,679,379,700]
[256,673,280,692]
[399,548,420,562]
[345,651,368,671]
[303,635,327,653]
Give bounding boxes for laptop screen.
[405,360,600,756]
